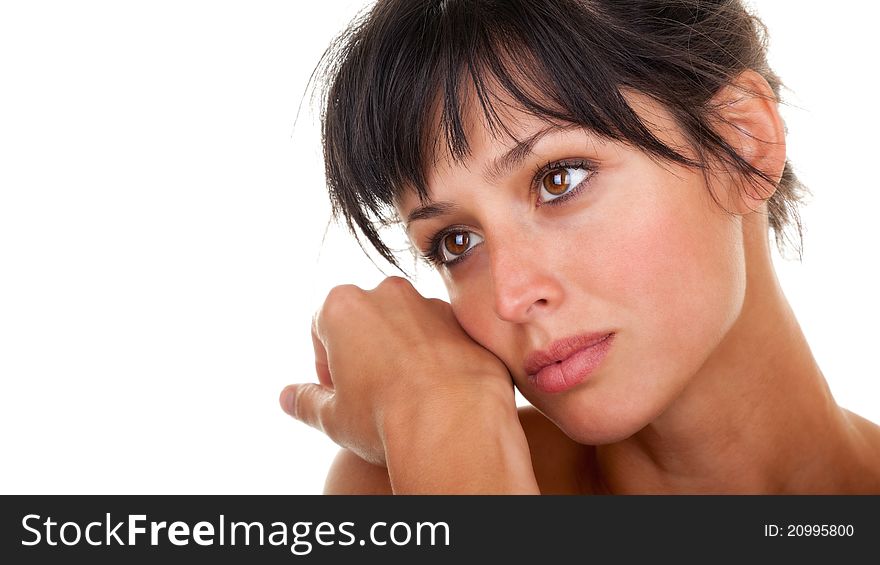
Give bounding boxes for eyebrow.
[404,124,569,230]
[482,125,562,182]
[405,201,459,228]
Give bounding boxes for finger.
[279,383,336,434]
[311,314,333,388]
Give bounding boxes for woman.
[279,0,880,493]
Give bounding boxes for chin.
[520,377,681,446]
[551,409,652,446]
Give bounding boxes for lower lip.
[530,334,614,394]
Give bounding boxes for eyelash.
[422,159,597,268]
[423,225,472,268]
[533,159,596,207]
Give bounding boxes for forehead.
[395,84,567,207]
[394,86,683,215]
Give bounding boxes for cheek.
[537,175,748,443]
[444,264,526,374]
[441,169,746,406]
[445,270,501,348]
[597,178,746,372]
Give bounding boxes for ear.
[709,70,786,214]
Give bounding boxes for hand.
[279,276,520,468]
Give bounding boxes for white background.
[1,1,877,494]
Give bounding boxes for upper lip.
[524,332,613,376]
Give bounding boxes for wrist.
[381,387,539,494]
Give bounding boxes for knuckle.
[321,284,365,319]
[326,283,363,302]
[428,297,450,309]
[314,396,339,437]
[292,385,313,423]
[376,276,414,293]
[295,385,330,428]
[428,297,454,318]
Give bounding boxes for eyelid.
[420,224,481,268]
[420,158,597,268]
[531,158,597,205]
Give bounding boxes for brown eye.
[444,231,470,255]
[543,168,570,195]
[538,165,591,203]
[436,230,483,264]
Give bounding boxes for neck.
[593,214,866,493]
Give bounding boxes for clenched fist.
[279,276,539,493]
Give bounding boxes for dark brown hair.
[316,0,807,269]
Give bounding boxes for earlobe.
[710,70,787,213]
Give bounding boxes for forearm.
[382,392,540,494]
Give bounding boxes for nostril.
[526,298,549,314]
[491,268,563,323]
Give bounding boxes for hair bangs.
[318,0,807,269]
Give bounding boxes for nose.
[489,236,564,324]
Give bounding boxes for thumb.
[279,383,335,433]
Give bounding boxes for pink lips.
[525,332,615,394]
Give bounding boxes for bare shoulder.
[848,412,880,465]
[323,405,592,494]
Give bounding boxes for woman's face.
[398,94,748,444]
